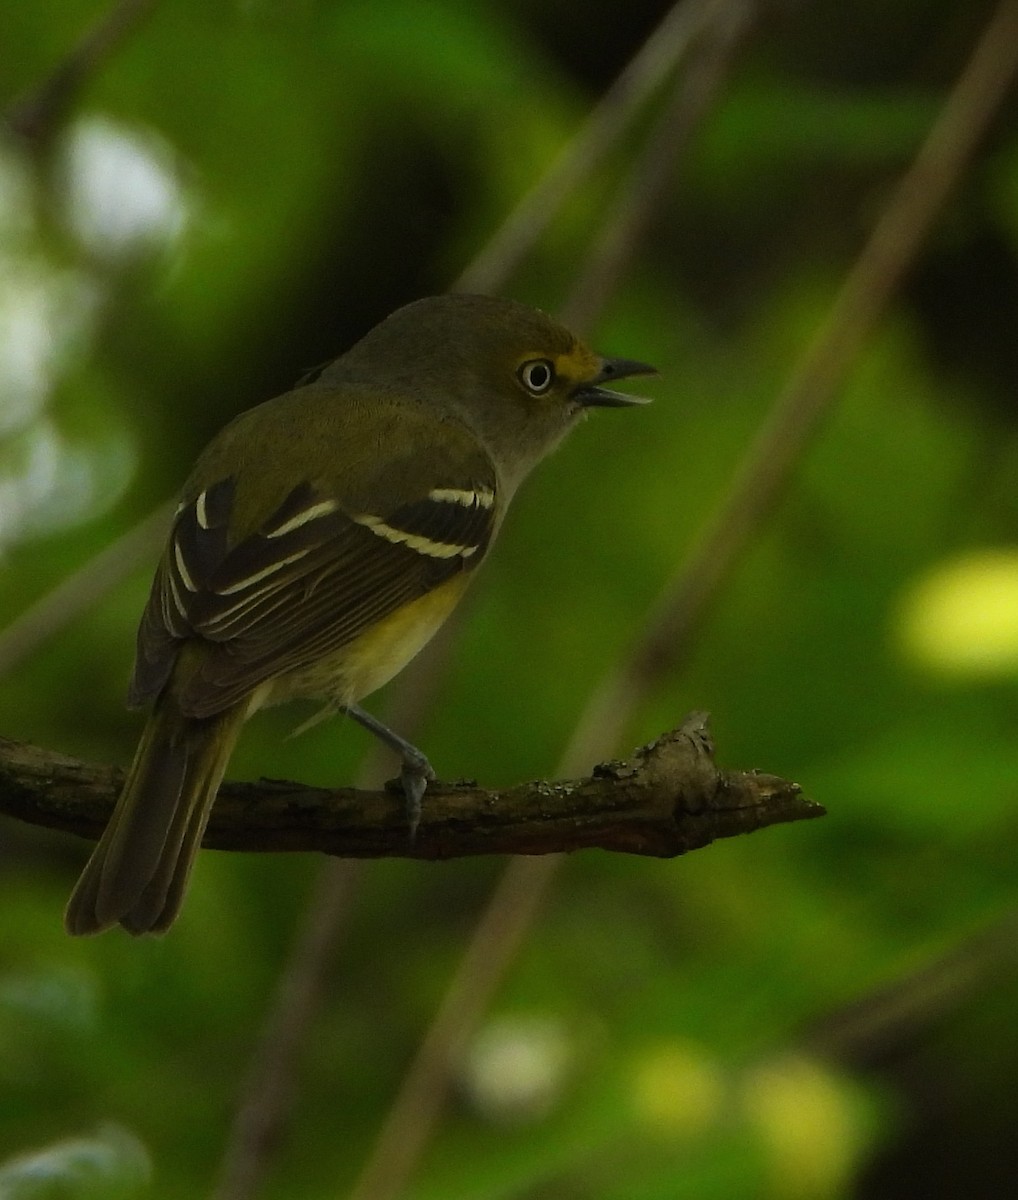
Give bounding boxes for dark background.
[2,1,1018,1196]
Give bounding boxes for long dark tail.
[65,700,245,936]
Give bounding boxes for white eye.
[518,358,555,395]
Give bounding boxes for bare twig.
[4,0,157,149]
[561,0,755,332]
[344,856,561,1200]
[211,859,366,1200]
[453,0,733,295]
[0,716,820,857]
[802,906,1018,1068]
[0,502,173,681]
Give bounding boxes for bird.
[65,293,654,936]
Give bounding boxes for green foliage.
[2,1,1018,1197]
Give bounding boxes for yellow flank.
[270,572,473,707]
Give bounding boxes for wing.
[129,472,497,718]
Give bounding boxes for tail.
[65,700,246,936]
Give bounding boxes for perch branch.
[0,714,820,858]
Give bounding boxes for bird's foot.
[343,702,435,841]
[399,749,436,841]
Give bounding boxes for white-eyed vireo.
[65,293,653,936]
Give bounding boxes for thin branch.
[211,859,366,1200]
[452,0,732,295]
[0,716,820,859]
[4,0,157,149]
[343,855,562,1200]
[802,906,1018,1068]
[560,0,755,333]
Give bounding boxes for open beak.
[573,357,657,408]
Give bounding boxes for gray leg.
[342,703,435,838]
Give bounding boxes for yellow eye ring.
[517,358,555,395]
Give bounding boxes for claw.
[400,747,435,841]
[343,703,436,840]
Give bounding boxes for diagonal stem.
[453,0,734,296]
[560,0,755,333]
[4,0,157,150]
[210,860,365,1200]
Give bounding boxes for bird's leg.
[341,703,435,838]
